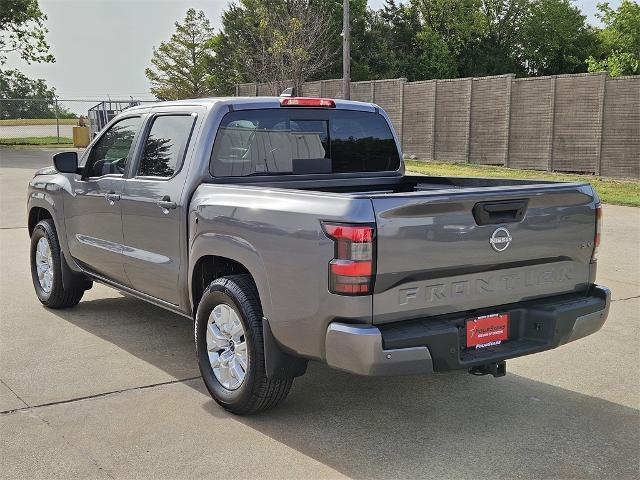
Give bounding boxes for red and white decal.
[466,313,509,349]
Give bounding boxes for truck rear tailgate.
[371,183,598,324]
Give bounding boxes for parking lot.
[1,147,638,479]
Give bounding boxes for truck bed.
[216,174,581,196]
[207,174,597,325]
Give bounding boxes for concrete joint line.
[0,376,201,416]
[0,378,29,409]
[611,295,640,303]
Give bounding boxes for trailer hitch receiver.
[469,361,506,378]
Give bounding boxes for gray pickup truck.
[27,96,610,414]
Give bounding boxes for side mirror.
[53,151,78,174]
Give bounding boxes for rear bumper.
[325,285,610,376]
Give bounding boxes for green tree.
[0,69,76,118]
[347,0,461,81]
[0,0,54,65]
[145,9,215,100]
[205,33,237,96]
[0,0,67,119]
[518,0,600,76]
[209,0,338,94]
[459,0,529,76]
[361,1,457,80]
[587,0,640,76]
[411,0,484,58]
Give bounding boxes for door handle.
[105,192,120,205]
[156,196,177,212]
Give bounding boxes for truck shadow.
[53,295,639,480]
[202,365,638,479]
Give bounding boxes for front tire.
[30,219,84,308]
[195,275,293,415]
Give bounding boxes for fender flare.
[27,202,90,291]
[188,232,274,320]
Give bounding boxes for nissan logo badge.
[490,227,512,252]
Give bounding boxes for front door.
[65,115,143,284]
[120,113,197,305]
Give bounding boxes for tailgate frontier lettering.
[399,264,576,306]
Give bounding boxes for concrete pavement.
[1,147,638,479]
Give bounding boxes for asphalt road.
[1,147,639,479]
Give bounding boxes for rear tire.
[30,219,84,308]
[195,275,293,415]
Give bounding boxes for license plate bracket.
[466,313,509,349]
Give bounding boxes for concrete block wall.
[402,80,436,160]
[600,76,640,179]
[552,73,606,173]
[373,79,405,142]
[301,81,322,97]
[434,78,472,163]
[469,75,512,165]
[236,72,639,178]
[322,80,343,99]
[236,83,257,96]
[508,77,555,171]
[350,81,374,102]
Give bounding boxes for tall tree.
[360,1,457,80]
[210,0,337,95]
[587,0,640,76]
[0,0,54,65]
[461,0,529,76]
[411,0,484,58]
[518,0,600,76]
[0,0,62,119]
[145,9,215,100]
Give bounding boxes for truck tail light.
[280,97,336,108]
[322,223,375,295]
[592,204,602,261]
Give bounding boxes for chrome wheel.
[35,237,53,293]
[207,303,248,390]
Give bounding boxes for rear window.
[210,108,400,177]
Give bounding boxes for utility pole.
[54,96,60,144]
[342,0,350,100]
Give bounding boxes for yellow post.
[72,126,91,147]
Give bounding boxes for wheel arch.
[28,205,90,292]
[188,233,273,320]
[28,206,54,236]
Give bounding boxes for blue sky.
[5,0,618,105]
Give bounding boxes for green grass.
[0,118,80,126]
[0,136,74,146]
[405,160,640,207]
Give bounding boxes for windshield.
[210,108,400,177]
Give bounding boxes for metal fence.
[237,72,640,179]
[0,98,154,145]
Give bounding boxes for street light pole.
[342,0,350,100]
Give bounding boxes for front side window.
[210,109,400,177]
[84,116,142,178]
[137,115,195,178]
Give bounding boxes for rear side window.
[137,115,195,178]
[210,109,400,177]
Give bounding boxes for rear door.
[120,112,198,305]
[371,185,597,324]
